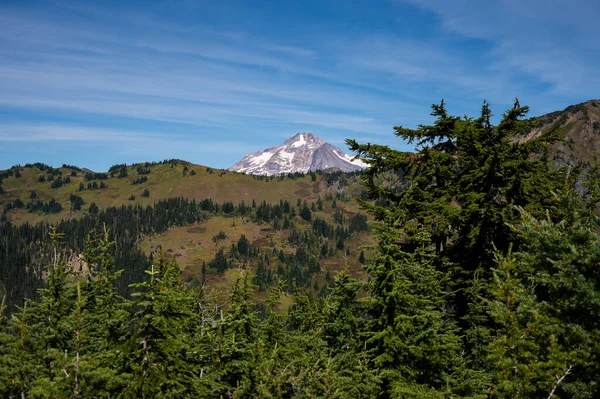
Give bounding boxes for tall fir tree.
[122,254,196,397]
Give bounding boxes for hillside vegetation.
[0,160,374,311]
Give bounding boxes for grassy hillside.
[0,160,364,224]
[0,160,373,303]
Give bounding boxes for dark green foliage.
[132,176,148,185]
[488,207,600,398]
[8,198,25,209]
[135,166,151,175]
[253,257,271,290]
[69,193,84,211]
[26,198,63,213]
[62,164,81,172]
[50,175,70,189]
[365,229,471,395]
[345,100,594,396]
[122,257,196,397]
[209,248,228,273]
[108,163,126,176]
[88,202,99,215]
[83,180,108,190]
[84,172,108,181]
[1,197,213,311]
[212,230,227,243]
[207,273,260,397]
[221,201,235,214]
[141,188,150,197]
[237,234,250,257]
[300,202,312,221]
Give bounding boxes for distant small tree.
[69,194,84,211]
[209,248,228,273]
[88,202,99,215]
[358,250,366,264]
[237,234,250,257]
[300,203,312,221]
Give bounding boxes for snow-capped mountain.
[228,133,367,175]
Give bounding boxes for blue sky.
[1,0,598,171]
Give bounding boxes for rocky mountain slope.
[524,99,600,167]
[228,133,367,175]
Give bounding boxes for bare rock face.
[228,133,367,175]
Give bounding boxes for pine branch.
[547,365,573,399]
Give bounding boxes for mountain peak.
[228,133,366,175]
[283,132,325,148]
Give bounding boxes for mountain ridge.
[523,99,600,168]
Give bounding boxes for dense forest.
[1,101,599,398]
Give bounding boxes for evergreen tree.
[300,203,312,221]
[122,256,196,397]
[359,250,366,264]
[208,272,260,397]
[21,227,77,397]
[0,298,38,398]
[365,228,475,396]
[488,207,600,398]
[76,226,130,395]
[347,100,567,394]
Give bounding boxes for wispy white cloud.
[0,123,250,154]
[401,0,600,108]
[0,0,597,170]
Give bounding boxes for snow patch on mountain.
[228,133,367,175]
